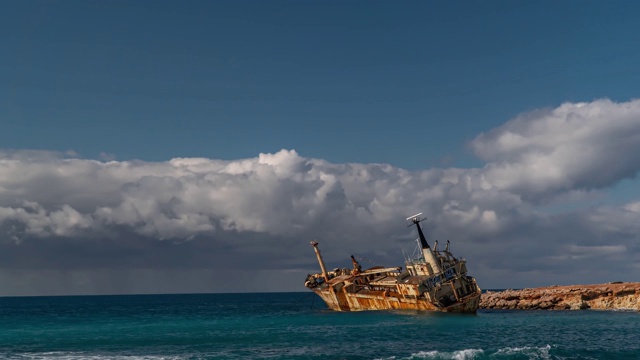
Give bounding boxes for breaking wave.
[0,354,186,360]
[408,348,484,359]
[379,345,561,360]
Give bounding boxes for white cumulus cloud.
[1,99,640,294]
[472,99,640,200]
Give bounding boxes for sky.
[1,1,640,296]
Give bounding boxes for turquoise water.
[1,293,639,359]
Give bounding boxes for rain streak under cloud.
[1,99,640,295]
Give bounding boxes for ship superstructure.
[304,213,481,313]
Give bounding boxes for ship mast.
[310,240,330,283]
[406,213,442,275]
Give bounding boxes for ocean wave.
[0,345,602,360]
[0,353,185,360]
[377,345,558,360]
[493,345,552,358]
[410,348,484,359]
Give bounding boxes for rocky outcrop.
[480,282,640,311]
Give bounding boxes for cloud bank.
[473,99,640,199]
[1,99,640,295]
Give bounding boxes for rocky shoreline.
[480,282,640,311]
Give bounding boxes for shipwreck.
[304,213,481,313]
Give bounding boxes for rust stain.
[304,213,482,314]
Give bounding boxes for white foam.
[0,353,186,360]
[493,344,552,359]
[409,348,484,359]
[397,344,556,360]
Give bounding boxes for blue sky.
[3,1,639,168]
[2,1,640,295]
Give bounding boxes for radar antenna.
[405,212,424,226]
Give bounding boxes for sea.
[1,293,639,360]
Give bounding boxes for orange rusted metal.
[304,213,482,314]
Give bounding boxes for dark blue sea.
[1,293,639,360]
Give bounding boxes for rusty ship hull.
[313,287,481,313]
[304,213,482,313]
